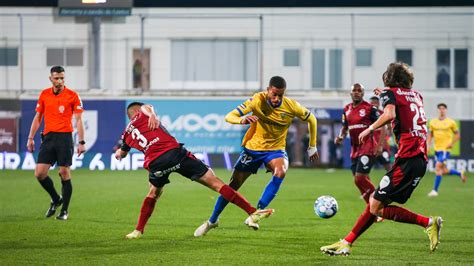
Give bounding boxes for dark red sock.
[136,197,157,233]
[382,205,429,227]
[219,185,256,215]
[344,205,376,243]
[354,174,375,203]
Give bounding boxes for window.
[355,49,372,67]
[47,48,84,66]
[0,48,18,66]
[436,49,468,89]
[311,49,325,88]
[396,49,412,66]
[283,49,300,67]
[171,39,258,82]
[312,48,342,90]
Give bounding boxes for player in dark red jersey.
[321,62,442,256]
[370,96,391,171]
[115,102,274,239]
[335,83,381,203]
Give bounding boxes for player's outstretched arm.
[306,113,319,161]
[359,104,396,144]
[140,104,160,130]
[225,109,258,125]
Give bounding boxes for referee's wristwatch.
[79,140,86,145]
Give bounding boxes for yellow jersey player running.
[427,103,467,197]
[194,76,319,237]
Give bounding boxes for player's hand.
[359,128,371,144]
[241,115,259,124]
[77,144,86,156]
[334,136,344,145]
[27,138,35,152]
[373,87,384,96]
[307,146,319,161]
[446,143,453,149]
[114,149,122,161]
[148,114,160,130]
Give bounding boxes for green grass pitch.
[0,168,473,264]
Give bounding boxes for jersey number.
[410,103,428,132]
[131,128,148,148]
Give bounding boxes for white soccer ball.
[314,195,338,219]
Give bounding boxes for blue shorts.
[234,148,288,174]
[434,151,450,163]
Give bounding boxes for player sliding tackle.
[194,76,319,237]
[320,62,442,256]
[116,102,273,239]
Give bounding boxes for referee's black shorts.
[37,132,74,167]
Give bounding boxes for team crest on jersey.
[359,109,366,117]
[280,113,287,119]
[58,105,65,113]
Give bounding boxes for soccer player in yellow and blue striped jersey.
[427,103,467,197]
[194,76,319,236]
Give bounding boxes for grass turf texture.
[0,168,473,265]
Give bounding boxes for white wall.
[0,7,473,118]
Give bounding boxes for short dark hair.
[369,96,379,101]
[269,76,286,89]
[50,66,65,74]
[437,103,447,109]
[127,102,144,111]
[382,62,414,89]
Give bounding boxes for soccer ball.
[314,195,338,219]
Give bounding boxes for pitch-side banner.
[126,99,246,153]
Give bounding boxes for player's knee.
[148,187,162,199]
[273,167,287,178]
[34,169,48,180]
[58,168,70,180]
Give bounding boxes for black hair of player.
[50,66,65,74]
[269,76,286,89]
[127,102,145,111]
[437,103,447,109]
[382,62,414,89]
[369,96,379,101]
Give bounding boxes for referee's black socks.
[38,176,61,203]
[61,179,72,212]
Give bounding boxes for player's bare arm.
[375,125,387,156]
[306,113,319,161]
[426,131,434,153]
[447,130,460,149]
[74,112,86,156]
[27,112,44,152]
[335,125,348,145]
[359,104,396,144]
[140,104,160,130]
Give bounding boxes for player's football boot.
[426,216,443,252]
[427,190,439,197]
[244,209,274,230]
[461,171,467,183]
[125,229,143,239]
[193,220,219,237]
[56,210,68,220]
[376,216,385,223]
[320,240,352,256]
[45,196,63,218]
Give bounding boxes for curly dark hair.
[382,62,414,89]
